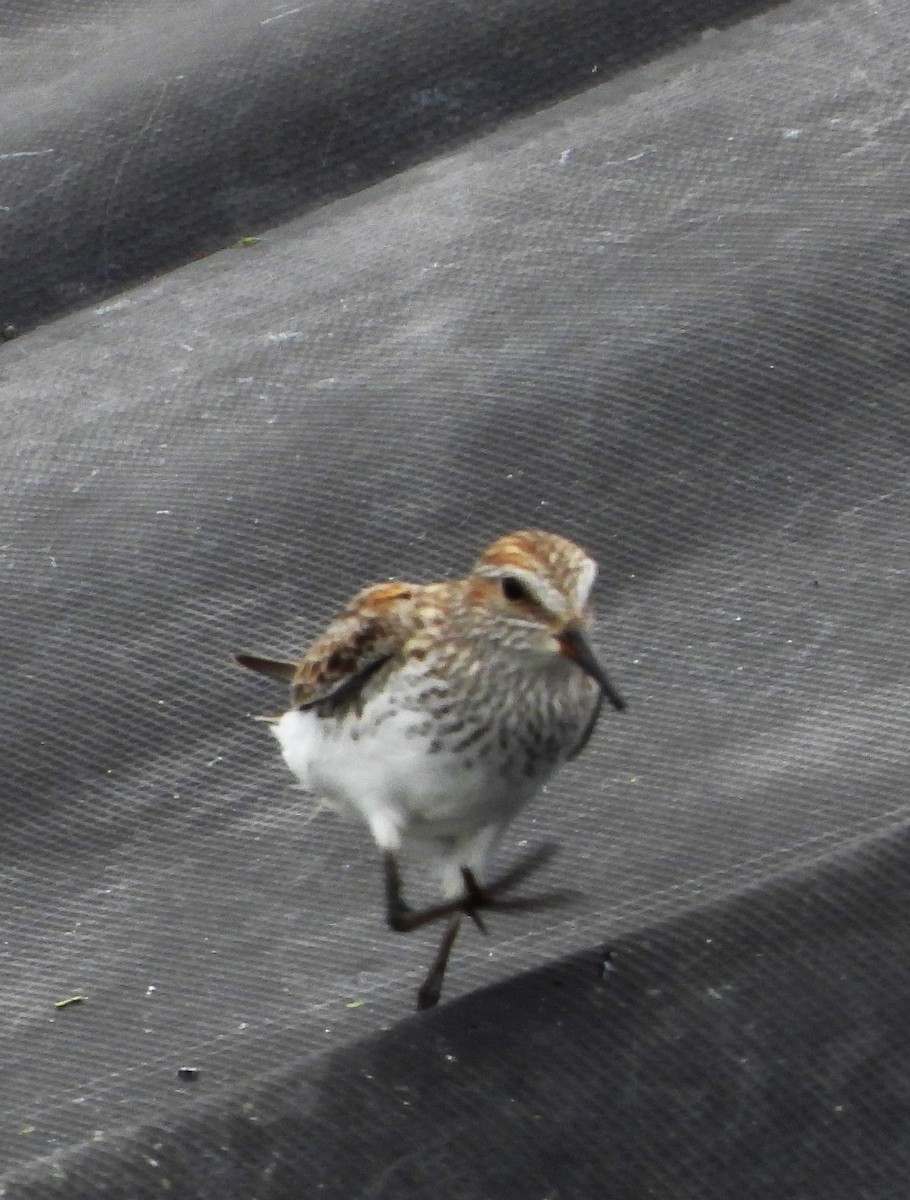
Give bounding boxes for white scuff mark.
[603,146,656,167]
[94,299,129,315]
[72,468,100,494]
[155,509,171,515]
[559,148,573,165]
[783,128,802,139]
[265,330,300,343]
[261,6,302,24]
[586,229,634,245]
[179,343,194,351]
[0,149,56,160]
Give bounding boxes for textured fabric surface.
[3,0,910,1195]
[0,0,776,334]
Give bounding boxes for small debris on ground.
[600,948,617,978]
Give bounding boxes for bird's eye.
[501,576,529,602]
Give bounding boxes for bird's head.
[468,529,625,711]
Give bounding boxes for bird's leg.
[416,912,462,1010]
[384,842,565,934]
[415,845,568,1010]
[383,850,413,930]
[460,842,568,916]
[383,851,469,932]
[383,843,569,1011]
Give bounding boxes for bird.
[235,529,625,1009]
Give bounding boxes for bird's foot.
[459,842,572,932]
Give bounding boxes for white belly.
[273,699,542,850]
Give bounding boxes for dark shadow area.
[7,826,910,1199]
[2,0,787,333]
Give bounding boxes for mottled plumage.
[236,530,625,1008]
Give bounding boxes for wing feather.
[567,690,603,760]
[234,653,296,682]
[236,581,421,718]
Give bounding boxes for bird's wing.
[235,581,421,717]
[567,689,604,760]
[234,653,297,682]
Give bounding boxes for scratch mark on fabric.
[100,81,170,280]
[602,146,656,167]
[261,6,302,23]
[5,163,79,215]
[0,149,56,160]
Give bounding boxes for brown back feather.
[290,580,420,712]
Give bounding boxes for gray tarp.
[3,0,910,1195]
